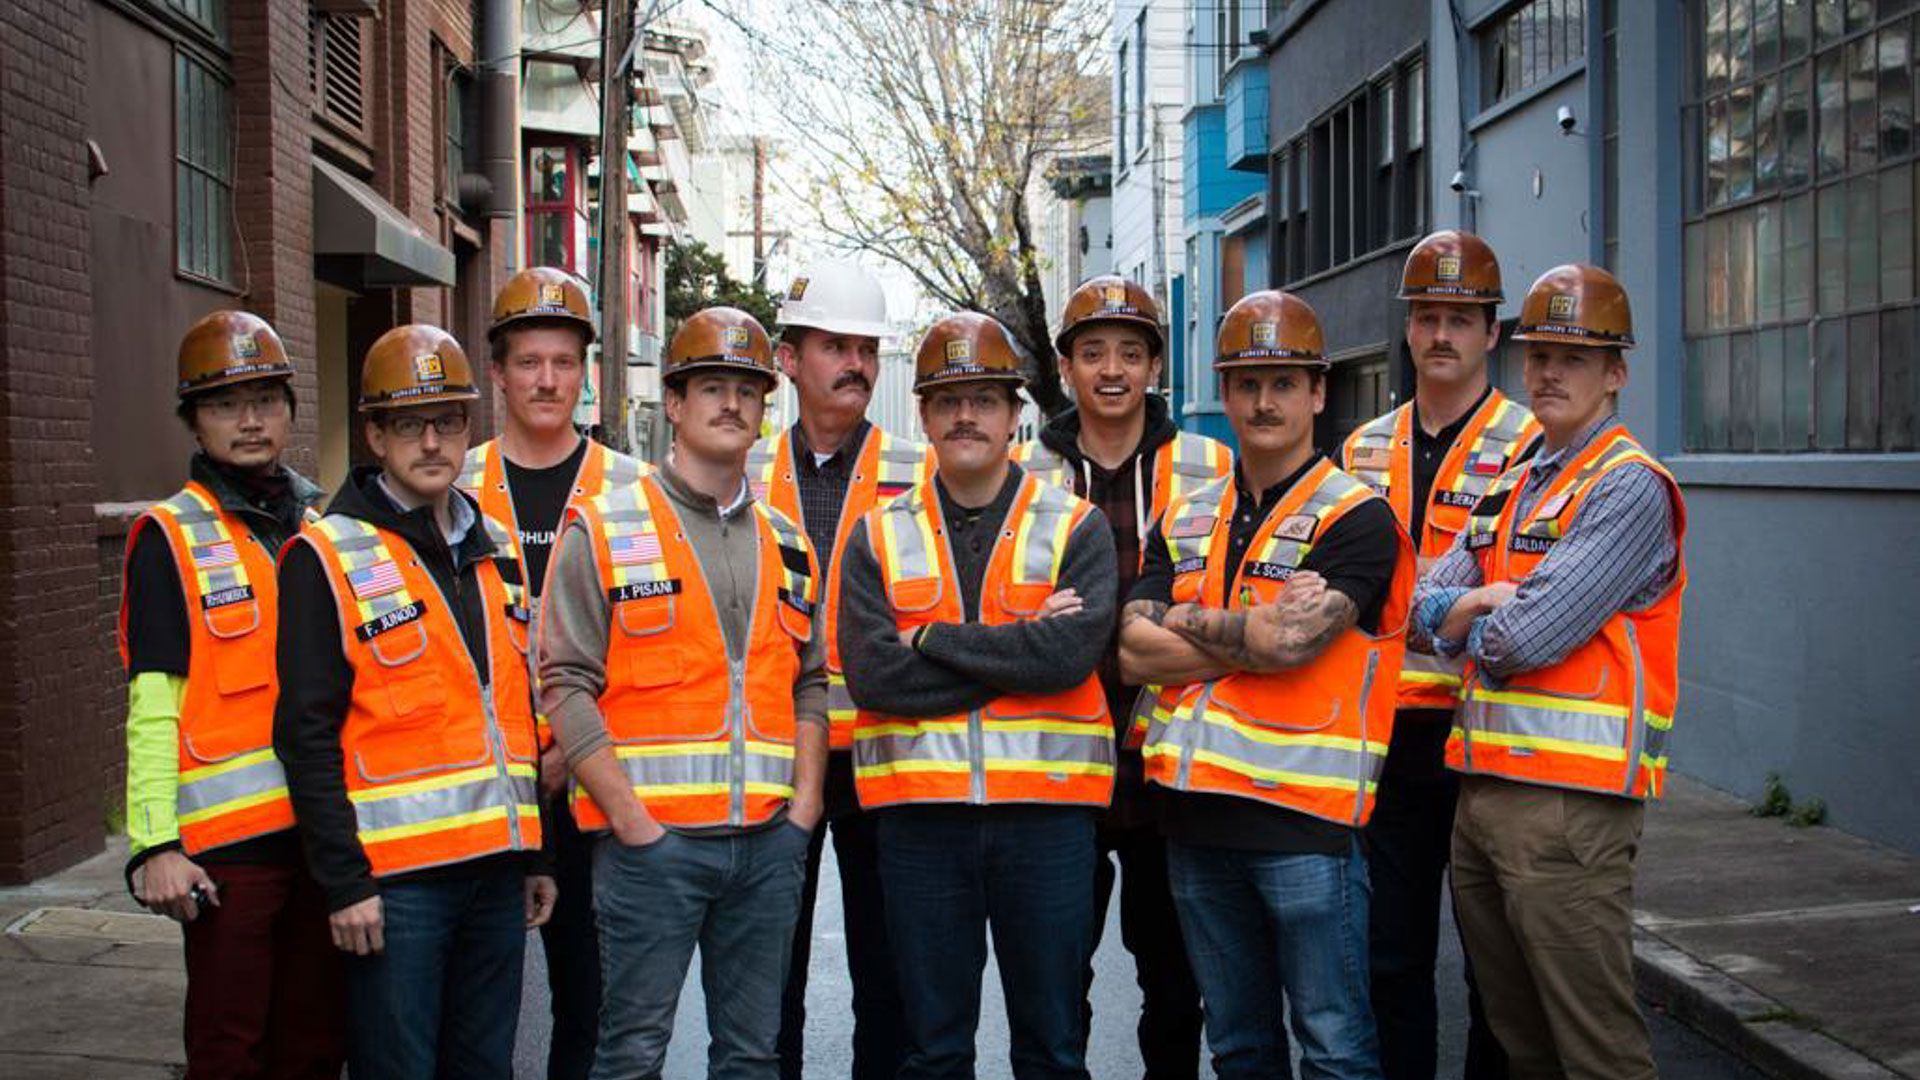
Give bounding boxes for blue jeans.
[877,805,1098,1080]
[344,866,528,1080]
[1168,837,1382,1080]
[591,822,812,1080]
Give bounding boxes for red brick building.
[0,0,514,881]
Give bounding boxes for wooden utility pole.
[751,136,766,286]
[597,0,633,449]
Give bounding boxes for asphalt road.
[514,844,1763,1079]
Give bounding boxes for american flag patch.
[347,561,404,599]
[190,541,238,569]
[1466,451,1505,476]
[1170,515,1216,538]
[1350,447,1392,470]
[610,533,662,566]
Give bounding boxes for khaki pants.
[1451,776,1655,1080]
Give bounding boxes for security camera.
[1557,105,1578,133]
[1449,170,1469,193]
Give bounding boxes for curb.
[1633,928,1905,1080]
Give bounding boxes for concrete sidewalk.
[1,776,1913,1080]
[1634,776,1920,1080]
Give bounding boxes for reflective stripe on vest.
[570,474,818,829]
[1139,460,1415,827]
[1448,428,1687,801]
[305,514,541,876]
[749,427,928,750]
[460,439,649,747]
[118,483,295,854]
[1341,392,1539,709]
[853,474,1114,809]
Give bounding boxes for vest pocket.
[997,581,1054,618]
[185,626,274,764]
[354,671,490,782]
[1210,682,1343,734]
[887,575,944,614]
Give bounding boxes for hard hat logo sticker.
[1101,283,1130,311]
[413,353,447,382]
[788,278,810,301]
[1251,322,1279,349]
[1547,294,1579,321]
[724,326,752,353]
[945,340,973,363]
[538,283,567,309]
[1436,255,1462,281]
[231,334,263,360]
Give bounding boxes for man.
[459,266,646,1080]
[1413,264,1685,1080]
[275,325,556,1079]
[1341,230,1536,1080]
[750,261,923,1080]
[1119,290,1414,1080]
[120,310,342,1078]
[838,312,1119,1080]
[1013,274,1227,1079]
[540,307,827,1080]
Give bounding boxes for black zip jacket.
[273,466,547,912]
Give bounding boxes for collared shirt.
[788,419,870,572]
[1412,415,1678,680]
[376,472,476,548]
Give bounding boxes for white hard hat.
[776,260,890,340]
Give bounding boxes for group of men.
[120,228,1685,1080]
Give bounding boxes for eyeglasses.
[381,412,471,439]
[197,389,289,420]
[924,389,1011,417]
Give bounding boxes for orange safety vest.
[459,439,650,747]
[1342,392,1539,709]
[116,482,300,855]
[748,426,928,750]
[1013,430,1232,560]
[297,514,543,877]
[853,473,1115,809]
[1139,460,1416,828]
[565,473,818,830]
[1448,427,1687,801]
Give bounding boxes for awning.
[312,157,456,287]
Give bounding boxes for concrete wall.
[1267,0,1429,142]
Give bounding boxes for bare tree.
[711,0,1110,414]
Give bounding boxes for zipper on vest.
[1175,684,1213,791]
[730,658,748,826]
[420,565,522,851]
[1352,650,1381,826]
[968,707,985,804]
[1620,620,1646,798]
[1459,668,1477,772]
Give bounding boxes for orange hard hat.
[664,307,777,386]
[490,266,595,343]
[914,312,1028,393]
[359,325,481,410]
[177,311,295,397]
[1215,290,1328,370]
[1512,264,1635,349]
[1054,275,1164,358]
[1400,229,1504,304]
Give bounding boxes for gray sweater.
[837,467,1118,717]
[539,461,828,766]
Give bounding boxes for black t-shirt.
[1408,388,1490,541]
[503,438,590,597]
[1129,452,1401,854]
[124,525,192,678]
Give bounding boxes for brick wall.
[0,0,105,882]
[94,508,139,830]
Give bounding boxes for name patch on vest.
[201,583,255,610]
[609,579,682,604]
[1510,535,1556,554]
[1466,530,1497,550]
[1172,557,1207,576]
[1242,561,1295,582]
[1435,489,1479,509]
[779,588,815,617]
[354,599,425,642]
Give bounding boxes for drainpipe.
[479,0,519,240]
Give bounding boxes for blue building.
[1176,0,1270,444]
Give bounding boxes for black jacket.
[1033,391,1183,474]
[273,467,544,912]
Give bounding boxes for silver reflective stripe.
[1015,482,1078,584]
[316,516,416,622]
[1622,620,1647,795]
[1014,441,1070,488]
[457,444,487,495]
[178,755,287,819]
[600,448,648,488]
[1459,697,1627,754]
[1401,648,1464,684]
[857,725,1112,771]
[1180,710,1385,789]
[616,744,794,790]
[352,770,534,834]
[826,678,856,716]
[160,492,250,597]
[1165,476,1230,567]
[879,490,937,579]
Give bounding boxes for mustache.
[710,412,749,428]
[832,372,872,392]
[943,426,990,441]
[1247,415,1285,427]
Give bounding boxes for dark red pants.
[181,860,345,1080]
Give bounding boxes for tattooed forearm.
[1120,599,1171,628]
[1169,590,1360,672]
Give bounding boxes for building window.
[1218,0,1243,94]
[165,0,225,42]
[1135,12,1148,158]
[1118,39,1130,163]
[443,61,476,206]
[527,143,590,275]
[1683,0,1918,452]
[175,51,233,285]
[1481,0,1588,109]
[1270,52,1424,286]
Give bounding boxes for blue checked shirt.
[1411,416,1678,682]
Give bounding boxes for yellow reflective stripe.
[629,781,794,798]
[855,759,1113,778]
[1193,708,1386,755]
[1187,746,1377,792]
[854,718,1102,740]
[612,740,794,759]
[1468,728,1629,762]
[1400,671,1463,686]
[176,786,288,826]
[1468,687,1631,719]
[1647,711,1673,730]
[359,804,513,844]
[348,763,537,804]
[179,747,279,784]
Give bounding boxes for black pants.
[1364,712,1508,1080]
[540,796,602,1080]
[779,806,907,1080]
[1082,820,1204,1080]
